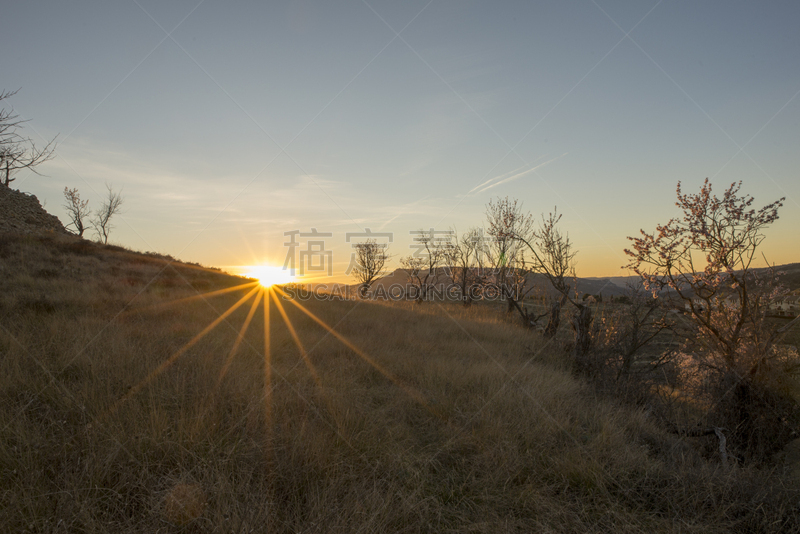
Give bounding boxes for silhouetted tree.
[485,197,543,327]
[0,89,56,187]
[443,227,488,306]
[511,210,576,338]
[400,229,446,302]
[506,207,596,366]
[352,239,389,298]
[62,187,90,237]
[91,184,124,244]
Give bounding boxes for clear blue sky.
[4,0,799,279]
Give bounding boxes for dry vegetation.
[1,233,800,533]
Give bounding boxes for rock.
[0,185,69,235]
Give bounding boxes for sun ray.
[273,286,434,413]
[262,287,273,444]
[96,285,261,424]
[217,289,263,384]
[132,281,259,312]
[269,290,344,433]
[269,290,323,389]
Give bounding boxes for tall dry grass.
[0,233,798,532]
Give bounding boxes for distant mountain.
[344,268,631,299]
[590,264,800,294]
[341,262,800,300]
[584,275,642,289]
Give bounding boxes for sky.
[4,0,799,281]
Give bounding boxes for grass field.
[1,233,799,533]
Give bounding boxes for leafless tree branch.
[91,184,124,244]
[0,89,57,187]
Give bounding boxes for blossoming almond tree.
[624,179,797,459]
[625,179,784,367]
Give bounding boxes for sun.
[245,265,295,287]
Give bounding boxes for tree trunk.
[417,284,427,303]
[571,304,593,367]
[460,278,472,307]
[505,292,535,329]
[543,299,561,338]
[620,323,639,375]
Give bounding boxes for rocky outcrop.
[0,185,69,235]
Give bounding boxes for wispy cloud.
[469,153,568,194]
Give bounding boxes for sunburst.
[245,265,295,287]
[95,274,432,434]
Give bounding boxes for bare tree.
[512,209,578,339]
[485,197,539,325]
[537,212,592,360]
[399,229,446,302]
[91,184,124,244]
[503,207,598,368]
[352,239,389,298]
[443,227,489,306]
[0,89,56,187]
[62,187,91,237]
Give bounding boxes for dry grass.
[1,233,799,533]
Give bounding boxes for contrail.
[476,153,568,194]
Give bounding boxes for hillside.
[774,263,800,289]
[2,232,799,532]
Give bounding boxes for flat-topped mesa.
[0,186,69,235]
